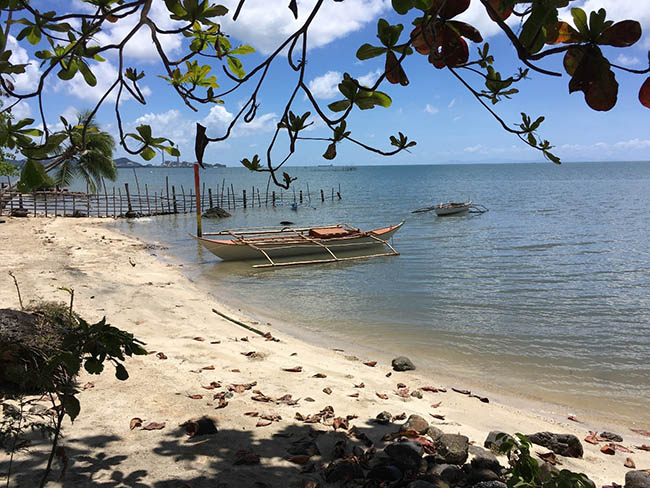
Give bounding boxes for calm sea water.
[107,162,650,424]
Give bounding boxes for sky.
[4,0,650,166]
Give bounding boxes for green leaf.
[241,155,261,171]
[62,394,81,421]
[136,124,153,141]
[571,8,589,37]
[140,146,156,161]
[84,357,104,374]
[355,90,392,110]
[226,55,245,79]
[356,43,387,60]
[328,100,351,112]
[78,62,97,87]
[392,0,414,14]
[228,45,255,55]
[115,363,129,380]
[322,143,337,160]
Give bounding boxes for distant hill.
[114,157,142,168]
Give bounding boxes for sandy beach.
[1,217,649,487]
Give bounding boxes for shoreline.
[1,217,649,487]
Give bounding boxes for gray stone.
[375,411,392,424]
[539,460,560,482]
[473,482,507,488]
[468,468,501,484]
[626,470,650,488]
[440,465,465,485]
[324,457,364,482]
[10,208,28,217]
[435,434,469,465]
[527,432,584,458]
[392,356,416,371]
[403,414,429,434]
[427,426,444,441]
[600,431,623,442]
[411,389,424,399]
[469,445,498,463]
[202,206,231,218]
[385,440,424,471]
[484,431,514,453]
[470,454,503,475]
[408,480,448,488]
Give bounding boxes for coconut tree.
[47,110,117,193]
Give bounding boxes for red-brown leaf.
[452,388,471,395]
[385,50,409,86]
[449,20,483,43]
[397,383,406,389]
[82,382,95,390]
[354,382,365,388]
[431,0,470,19]
[598,20,642,47]
[215,398,228,409]
[323,387,332,395]
[546,21,582,45]
[129,417,143,430]
[430,413,445,420]
[601,444,616,455]
[537,451,561,465]
[244,411,259,417]
[156,352,167,360]
[193,337,205,342]
[363,361,377,367]
[287,455,311,465]
[639,77,650,109]
[332,417,349,430]
[624,457,636,469]
[631,429,650,437]
[376,393,388,400]
[421,386,441,392]
[585,432,600,445]
[431,402,442,408]
[348,392,359,398]
[636,445,650,451]
[312,373,327,378]
[202,365,215,370]
[188,394,203,400]
[202,381,221,390]
[283,366,303,372]
[485,0,513,21]
[397,388,410,398]
[393,412,406,421]
[256,419,272,427]
[142,422,166,430]
[567,415,580,422]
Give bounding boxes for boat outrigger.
[412,201,489,216]
[192,222,404,268]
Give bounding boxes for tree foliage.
[0,0,648,189]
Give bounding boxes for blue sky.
[5,0,650,166]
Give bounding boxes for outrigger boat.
[191,222,404,268]
[412,201,488,216]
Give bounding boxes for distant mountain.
[114,157,142,168]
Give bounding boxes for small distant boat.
[433,201,472,216]
[191,222,404,268]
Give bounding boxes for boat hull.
[192,222,403,262]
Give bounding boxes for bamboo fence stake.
[320,189,325,202]
[293,187,296,202]
[257,188,261,207]
[230,183,235,208]
[54,192,58,218]
[44,193,48,217]
[125,183,133,214]
[201,182,206,213]
[172,185,178,214]
[226,187,230,210]
[331,188,334,201]
[306,182,311,204]
[189,189,193,213]
[243,189,247,208]
[272,191,276,207]
[145,184,151,215]
[208,188,213,208]
[112,187,116,217]
[72,194,76,215]
[181,185,186,213]
[338,183,342,199]
[103,178,109,217]
[166,176,171,213]
[118,188,122,216]
[299,190,303,203]
[221,178,226,208]
[133,168,142,211]
[33,191,36,217]
[86,183,90,217]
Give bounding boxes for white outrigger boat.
[412,201,488,216]
[191,222,404,268]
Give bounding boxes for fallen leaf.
[631,429,650,437]
[567,415,580,422]
[256,419,273,427]
[82,382,95,390]
[393,412,406,421]
[354,382,365,388]
[624,457,636,469]
[333,348,344,352]
[202,365,215,370]
[323,387,332,395]
[129,417,143,430]
[636,445,650,451]
[129,257,136,267]
[348,392,359,398]
[283,366,303,373]
[244,411,259,417]
[363,361,377,367]
[386,372,392,377]
[202,382,221,390]
[188,394,203,400]
[421,386,441,392]
[537,451,561,465]
[234,449,260,465]
[312,373,327,378]
[290,352,297,356]
[229,381,257,393]
[396,388,410,398]
[193,337,205,342]
[452,387,471,395]
[231,368,240,372]
[252,393,273,402]
[611,444,634,453]
[376,393,388,400]
[156,352,167,360]
[210,340,221,344]
[471,395,489,403]
[215,398,228,409]
[241,351,257,357]
[430,414,445,420]
[397,383,406,389]
[332,417,349,430]
[261,414,281,422]
[142,422,166,430]
[585,432,600,445]
[601,444,616,455]
[287,455,311,465]
[431,402,442,408]
[241,337,249,342]
[276,394,298,406]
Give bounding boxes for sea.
[99,162,650,425]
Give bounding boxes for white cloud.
[218,0,390,55]
[5,35,41,93]
[9,101,32,120]
[448,98,456,109]
[456,1,518,39]
[357,69,382,87]
[464,144,482,153]
[613,138,650,149]
[615,54,641,66]
[308,71,342,99]
[424,104,439,114]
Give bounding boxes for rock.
[315,432,349,461]
[435,434,469,465]
[324,458,364,482]
[411,389,424,399]
[467,468,501,485]
[484,431,514,453]
[600,431,623,442]
[202,206,231,218]
[539,461,560,483]
[470,454,503,475]
[385,440,424,471]
[527,432,583,458]
[427,426,444,441]
[403,414,429,434]
[392,356,415,371]
[440,465,465,485]
[367,464,403,482]
[70,209,87,217]
[473,482,507,488]
[287,437,320,456]
[407,480,448,488]
[124,210,139,218]
[425,460,452,476]
[376,411,393,424]
[469,445,498,464]
[626,470,650,488]
[10,208,28,217]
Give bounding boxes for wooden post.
[257,188,261,207]
[201,182,206,213]
[172,185,178,214]
[194,163,202,237]
[32,191,36,217]
[103,178,109,217]
[226,187,231,210]
[181,185,186,213]
[153,192,158,214]
[145,184,151,215]
[293,187,297,203]
[72,194,76,215]
[331,188,334,201]
[189,189,193,213]
[338,183,342,199]
[320,189,325,202]
[44,193,48,217]
[54,192,58,218]
[243,189,247,208]
[221,178,226,208]
[113,187,116,217]
[133,168,142,211]
[165,176,171,213]
[280,189,283,203]
[86,183,91,217]
[118,188,122,216]
[125,183,133,214]
[272,191,276,207]
[306,182,311,204]
[208,188,213,208]
[299,190,303,203]
[230,183,235,208]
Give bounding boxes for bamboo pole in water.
[181,185,186,213]
[125,183,133,214]
[133,168,142,210]
[320,189,324,202]
[257,188,261,207]
[208,188,213,208]
[103,178,109,217]
[172,185,178,214]
[226,187,230,210]
[165,176,170,213]
[230,183,235,209]
[112,187,116,217]
[201,182,206,213]
[145,184,151,215]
